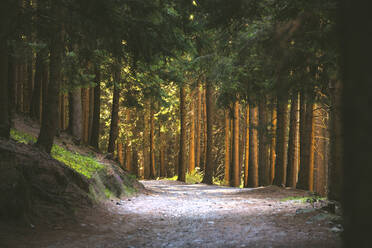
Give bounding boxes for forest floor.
[1,180,342,248]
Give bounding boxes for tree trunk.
[89,67,101,149]
[340,3,372,245]
[196,81,202,169]
[41,54,49,123]
[143,99,150,179]
[81,88,90,144]
[189,98,196,173]
[259,97,270,186]
[36,3,64,153]
[297,101,315,191]
[230,100,240,187]
[248,105,259,187]
[177,85,187,182]
[107,70,120,153]
[314,104,327,196]
[270,106,277,183]
[202,80,214,184]
[30,50,45,121]
[328,80,343,201]
[286,92,299,188]
[0,40,10,139]
[201,87,208,172]
[224,108,230,185]
[68,88,83,143]
[160,128,166,177]
[273,97,289,186]
[244,105,250,187]
[149,102,156,179]
[117,142,124,167]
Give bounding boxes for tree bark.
[248,105,259,187]
[230,100,240,187]
[149,102,156,179]
[81,88,90,144]
[244,105,250,187]
[340,3,372,245]
[177,85,187,182]
[224,108,230,185]
[189,97,196,173]
[270,106,277,183]
[328,79,343,201]
[297,100,315,191]
[30,50,46,121]
[259,97,270,186]
[0,40,10,139]
[68,88,83,143]
[89,67,101,149]
[36,2,64,153]
[107,69,120,153]
[273,97,289,186]
[202,80,214,184]
[143,99,150,179]
[286,92,299,188]
[196,81,202,170]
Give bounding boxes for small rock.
[331,226,343,233]
[80,223,87,227]
[30,224,35,229]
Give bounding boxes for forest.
[0,0,371,247]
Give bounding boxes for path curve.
[8,180,341,248]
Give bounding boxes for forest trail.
[4,180,341,248]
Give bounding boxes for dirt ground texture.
[1,180,341,248]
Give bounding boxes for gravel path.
[3,180,341,248]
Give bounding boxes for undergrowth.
[280,196,326,203]
[10,129,104,178]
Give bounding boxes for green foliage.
[10,129,104,179]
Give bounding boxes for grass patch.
[165,171,203,184]
[11,129,104,179]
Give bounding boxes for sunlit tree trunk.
[36,2,64,153]
[224,108,230,185]
[202,87,207,172]
[270,106,277,183]
[286,93,299,188]
[248,105,259,187]
[117,142,124,167]
[244,105,250,187]
[202,80,214,184]
[196,81,202,169]
[159,128,166,177]
[230,100,240,187]
[177,85,187,182]
[273,96,289,186]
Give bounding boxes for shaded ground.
[1,180,341,248]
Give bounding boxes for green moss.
[104,188,113,198]
[11,129,104,179]
[280,196,326,203]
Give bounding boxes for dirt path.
[3,180,341,248]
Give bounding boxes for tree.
[244,105,250,187]
[202,80,214,184]
[286,93,299,188]
[107,65,121,153]
[340,2,372,246]
[189,94,196,174]
[248,105,259,187]
[36,1,65,153]
[230,100,240,187]
[89,66,101,149]
[224,108,230,185]
[177,85,187,182]
[259,97,270,186]
[273,97,289,186]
